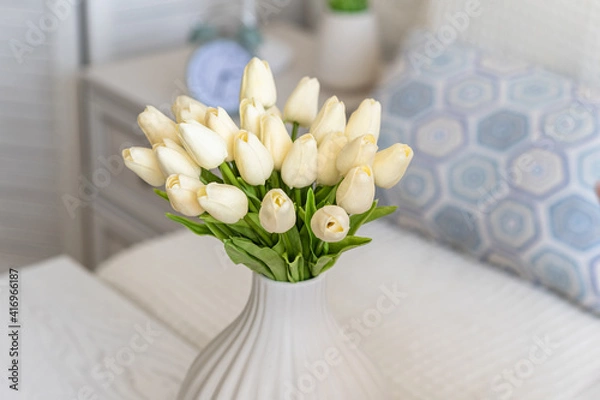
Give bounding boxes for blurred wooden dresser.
[80,22,373,268]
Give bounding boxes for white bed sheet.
[98,221,600,400]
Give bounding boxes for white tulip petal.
[336,165,375,215]
[310,205,350,243]
[122,147,165,187]
[178,121,228,169]
[137,106,180,146]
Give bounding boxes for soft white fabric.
[98,221,600,400]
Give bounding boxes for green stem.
[291,122,300,141]
[269,170,281,190]
[244,215,273,246]
[315,240,325,257]
[294,188,303,208]
[219,162,239,187]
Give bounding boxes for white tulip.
[336,134,378,176]
[259,114,292,170]
[165,174,205,217]
[281,134,318,188]
[317,131,348,186]
[284,76,320,127]
[266,105,282,118]
[259,189,296,233]
[122,147,165,187]
[310,205,350,243]
[178,120,228,169]
[345,99,382,142]
[137,106,180,146]
[310,96,347,143]
[198,183,248,224]
[233,130,274,186]
[171,95,208,124]
[373,143,414,189]
[205,107,239,162]
[153,139,201,178]
[240,98,265,136]
[336,165,375,215]
[239,57,277,108]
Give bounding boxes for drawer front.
[90,199,159,268]
[85,87,176,233]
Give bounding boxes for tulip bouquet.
[123,58,413,282]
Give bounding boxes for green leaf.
[311,255,336,276]
[287,253,304,283]
[273,236,286,255]
[200,169,223,184]
[304,188,318,257]
[349,200,378,236]
[348,202,398,236]
[154,188,169,201]
[316,183,339,208]
[229,237,288,281]
[199,214,259,241]
[366,205,397,224]
[166,213,212,236]
[327,235,372,255]
[317,255,340,275]
[224,240,276,280]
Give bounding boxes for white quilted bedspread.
[98,221,600,400]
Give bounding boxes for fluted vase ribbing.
[177,272,389,400]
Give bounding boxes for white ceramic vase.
[177,272,389,400]
[315,10,382,91]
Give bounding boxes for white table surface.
[0,256,196,400]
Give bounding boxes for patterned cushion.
[376,35,600,315]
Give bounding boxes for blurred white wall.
[86,0,307,64]
[0,0,79,270]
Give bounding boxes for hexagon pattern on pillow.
[377,36,600,314]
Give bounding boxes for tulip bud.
[122,147,165,187]
[240,98,265,136]
[233,130,274,186]
[336,165,375,215]
[137,106,180,146]
[284,77,320,127]
[205,107,239,162]
[336,134,378,176]
[153,139,201,179]
[266,105,283,118]
[240,57,277,108]
[165,174,205,217]
[373,143,414,189]
[310,205,350,243]
[310,96,347,143]
[198,183,248,224]
[345,99,382,142]
[259,189,296,233]
[178,120,228,169]
[171,95,208,124]
[259,114,293,170]
[281,134,318,188]
[317,132,348,186]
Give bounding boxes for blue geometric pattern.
[376,34,600,315]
